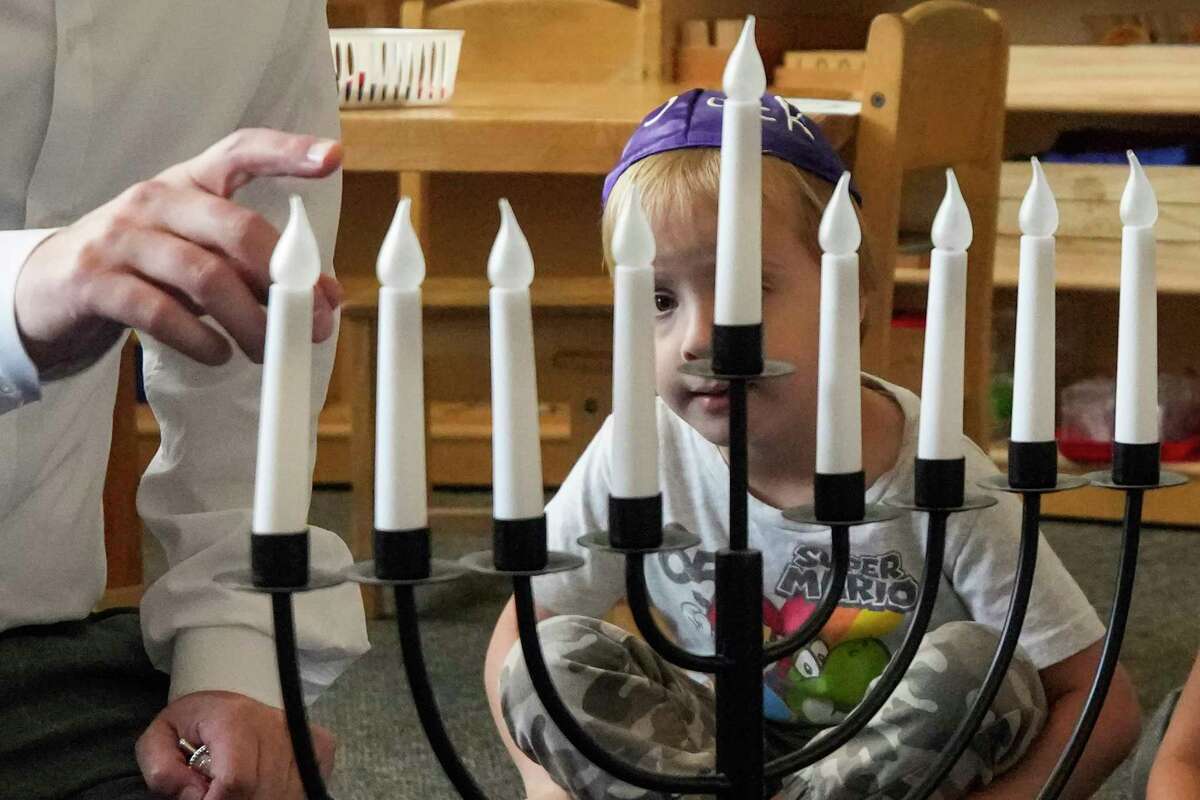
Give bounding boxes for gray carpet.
[303,490,1199,799]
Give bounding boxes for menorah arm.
[900,494,1042,799]
[624,555,728,673]
[511,577,732,795]
[1037,489,1144,800]
[394,585,494,800]
[764,511,949,780]
[271,593,335,800]
[762,525,851,666]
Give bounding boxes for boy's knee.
[920,621,1002,681]
[499,615,631,726]
[919,621,1042,697]
[899,622,1046,760]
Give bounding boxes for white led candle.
[254,196,319,533]
[488,200,544,520]
[714,16,765,327]
[918,170,972,461]
[816,172,862,475]
[1115,151,1159,445]
[375,197,428,531]
[611,186,660,499]
[1011,157,1058,444]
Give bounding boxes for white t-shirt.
[534,376,1105,726]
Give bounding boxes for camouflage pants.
[500,617,1047,800]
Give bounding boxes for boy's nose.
[680,307,713,362]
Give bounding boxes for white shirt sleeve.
[0,228,57,413]
[532,416,629,619]
[136,0,368,707]
[943,442,1106,671]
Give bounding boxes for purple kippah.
[602,88,860,206]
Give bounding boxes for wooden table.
[340,81,860,174]
[341,82,678,174]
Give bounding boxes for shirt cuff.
[168,626,284,708]
[0,228,57,407]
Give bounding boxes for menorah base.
[782,502,900,527]
[678,357,795,381]
[578,522,701,554]
[884,492,999,514]
[459,549,585,576]
[1085,469,1188,491]
[345,559,470,586]
[214,568,348,594]
[978,473,1091,494]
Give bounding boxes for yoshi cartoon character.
[764,596,903,725]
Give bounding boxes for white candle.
[918,170,972,461]
[1010,158,1058,444]
[611,185,660,498]
[714,16,765,326]
[253,196,319,533]
[816,172,863,475]
[488,199,544,520]
[375,198,428,531]
[1115,151,1159,444]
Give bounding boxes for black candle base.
[493,516,549,572]
[251,531,310,589]
[814,471,866,522]
[609,495,664,549]
[374,527,432,580]
[1008,441,1058,489]
[914,458,966,509]
[712,324,763,377]
[1112,442,1161,487]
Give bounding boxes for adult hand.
[135,690,336,800]
[14,128,344,375]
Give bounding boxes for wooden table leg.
[345,313,381,617]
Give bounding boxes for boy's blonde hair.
[601,148,876,305]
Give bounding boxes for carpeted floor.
[302,489,1199,800]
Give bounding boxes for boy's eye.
[654,292,676,313]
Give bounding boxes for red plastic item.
[1056,430,1200,464]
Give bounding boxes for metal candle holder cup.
[219,356,1186,798]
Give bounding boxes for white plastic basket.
[330,28,464,108]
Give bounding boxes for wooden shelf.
[993,237,1200,293]
[988,442,1200,526]
[1007,46,1200,116]
[897,161,1200,294]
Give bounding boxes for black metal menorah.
[219,320,1186,800]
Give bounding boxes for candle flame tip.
[377,197,425,289]
[1120,151,1158,227]
[818,171,861,255]
[270,194,321,288]
[722,16,766,100]
[488,199,535,289]
[1019,158,1058,237]
[931,169,973,251]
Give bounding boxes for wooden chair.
[768,2,1009,445]
[100,340,145,608]
[854,1,1009,446]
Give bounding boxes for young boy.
[485,89,1140,800]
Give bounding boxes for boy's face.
[650,193,823,449]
